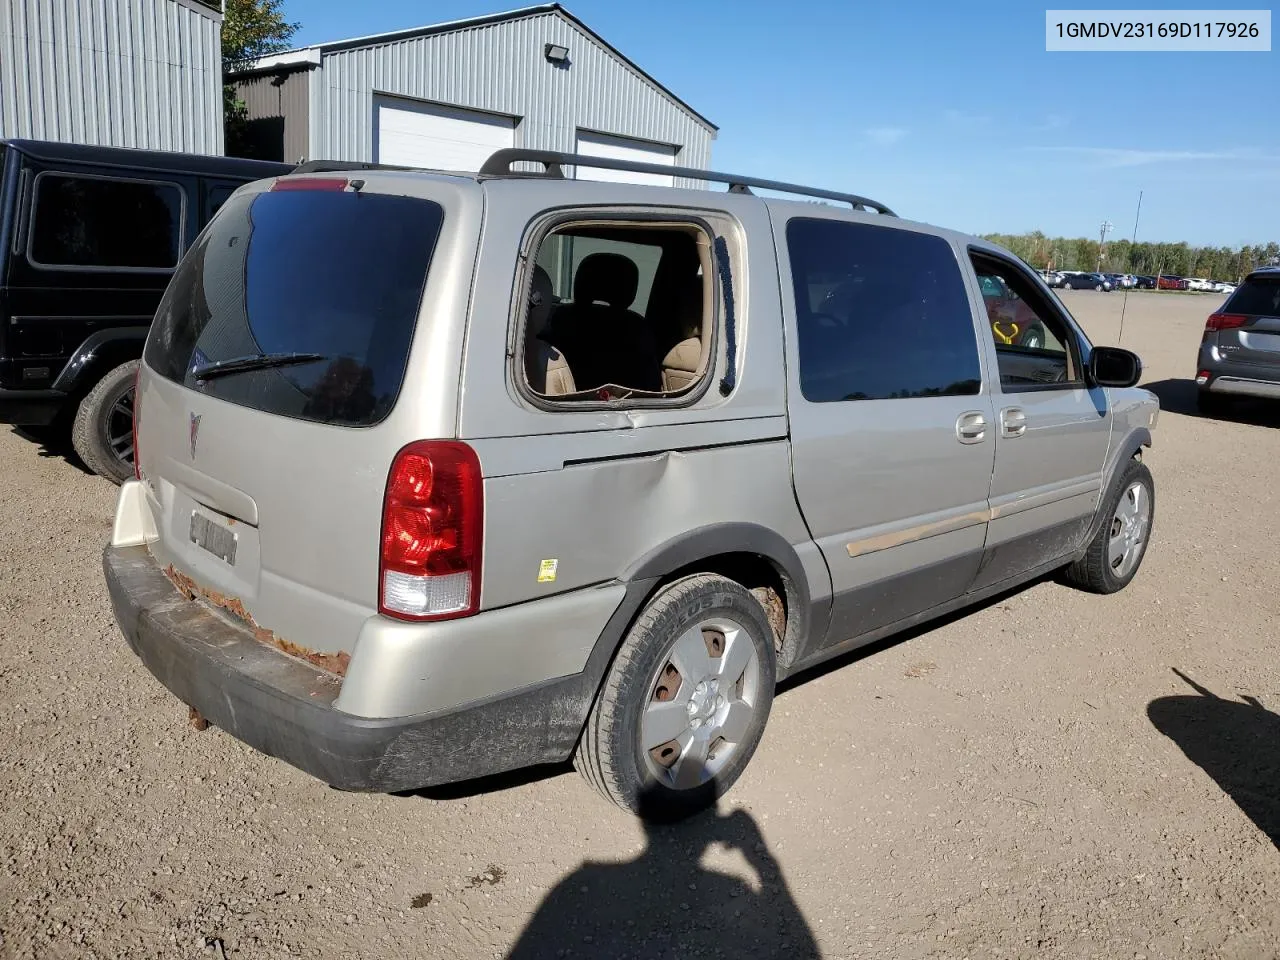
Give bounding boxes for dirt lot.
[3,289,1280,960]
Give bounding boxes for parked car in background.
[103,148,1157,819]
[1062,272,1113,291]
[1105,274,1135,289]
[1212,281,1237,295]
[1157,274,1189,290]
[1195,266,1280,416]
[1043,270,1067,288]
[1135,276,1158,289]
[1186,278,1213,292]
[0,139,293,482]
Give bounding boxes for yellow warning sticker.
[537,559,559,583]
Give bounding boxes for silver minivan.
[104,150,1159,819]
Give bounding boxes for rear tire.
[575,575,776,821]
[1064,458,1154,594]
[71,360,138,485]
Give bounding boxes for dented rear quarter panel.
[458,179,816,611]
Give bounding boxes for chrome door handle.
[1001,407,1027,438]
[956,411,988,444]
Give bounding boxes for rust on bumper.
[163,565,351,678]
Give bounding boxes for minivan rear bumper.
[103,543,627,792]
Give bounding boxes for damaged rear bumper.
[103,543,628,792]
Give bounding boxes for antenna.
[1118,191,1142,344]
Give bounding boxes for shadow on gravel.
[409,762,573,801]
[10,425,94,475]
[506,792,819,959]
[1148,669,1280,849]
[1141,378,1198,415]
[1142,378,1280,427]
[777,573,1052,696]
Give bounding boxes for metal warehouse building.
[0,0,224,154]
[230,3,716,185]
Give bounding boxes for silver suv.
[1195,267,1280,416]
[103,150,1159,819]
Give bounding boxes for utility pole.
[1097,219,1113,272]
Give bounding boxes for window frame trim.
[509,207,723,413]
[25,169,189,274]
[967,245,1091,394]
[783,214,987,405]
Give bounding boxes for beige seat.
[525,265,577,396]
[661,273,705,392]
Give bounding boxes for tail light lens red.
[1205,313,1248,332]
[270,177,350,192]
[379,441,483,621]
[131,365,141,480]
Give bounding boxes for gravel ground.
[3,289,1280,960]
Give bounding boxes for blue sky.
[291,1,1278,246]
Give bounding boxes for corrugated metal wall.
[233,69,309,162]
[311,10,713,185]
[0,0,223,154]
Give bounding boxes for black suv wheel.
[71,360,138,484]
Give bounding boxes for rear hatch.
[1211,275,1280,373]
[135,177,453,662]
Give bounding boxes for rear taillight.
[131,366,141,480]
[379,441,483,621]
[1205,313,1248,331]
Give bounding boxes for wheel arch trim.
[52,327,148,394]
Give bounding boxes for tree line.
[980,231,1280,281]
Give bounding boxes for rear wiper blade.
[190,352,325,381]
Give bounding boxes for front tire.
[71,360,138,484]
[575,575,776,820]
[1064,459,1154,594]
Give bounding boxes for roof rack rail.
[477,148,897,216]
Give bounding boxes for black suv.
[0,139,292,481]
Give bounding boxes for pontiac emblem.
[189,413,202,460]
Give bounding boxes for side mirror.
[1090,346,1142,388]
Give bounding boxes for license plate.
[190,510,237,566]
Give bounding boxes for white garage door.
[574,131,676,186]
[374,97,515,172]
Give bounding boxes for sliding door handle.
[1001,407,1028,438]
[956,411,988,444]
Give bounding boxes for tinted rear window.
[144,188,443,426]
[1226,277,1280,316]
